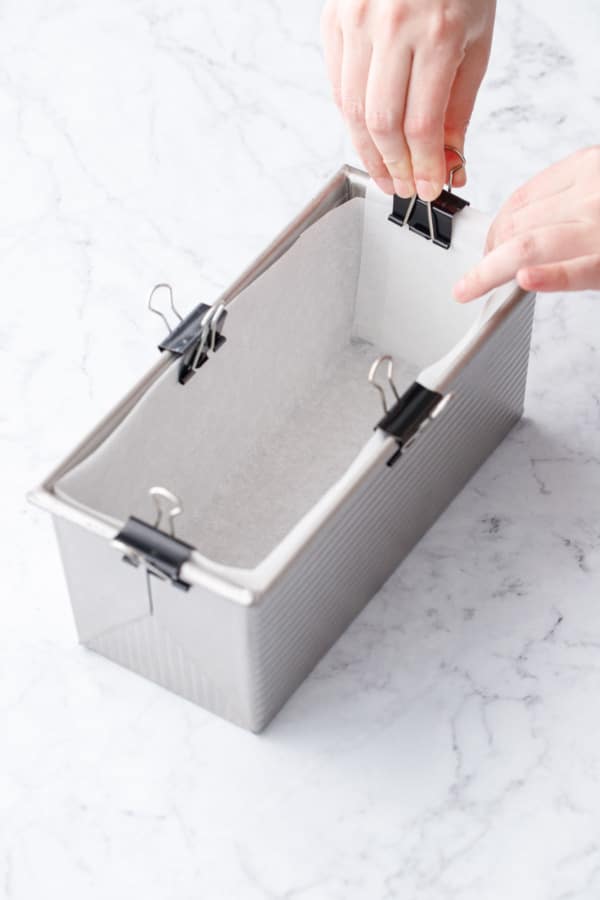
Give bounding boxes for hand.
[320,0,496,200]
[453,146,600,302]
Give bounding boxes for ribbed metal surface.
[87,613,247,727]
[246,295,535,730]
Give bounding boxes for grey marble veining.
[1,1,599,898]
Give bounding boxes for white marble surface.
[2,1,600,897]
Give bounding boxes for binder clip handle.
[149,486,183,538]
[368,355,400,415]
[148,283,183,333]
[445,145,466,193]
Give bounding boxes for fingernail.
[453,278,467,302]
[519,268,539,289]
[415,179,438,201]
[393,178,415,198]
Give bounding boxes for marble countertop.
[2,1,599,897]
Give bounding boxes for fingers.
[444,35,493,189]
[492,156,577,225]
[456,144,600,302]
[365,42,414,196]
[321,1,500,198]
[340,24,395,194]
[453,223,592,302]
[323,1,477,199]
[485,185,574,252]
[518,255,600,293]
[321,1,394,194]
[403,44,461,201]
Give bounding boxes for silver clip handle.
[148,283,183,334]
[368,355,400,415]
[149,486,183,537]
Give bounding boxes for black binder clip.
[367,355,450,468]
[148,284,227,385]
[113,487,194,602]
[388,146,469,250]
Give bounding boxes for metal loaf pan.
[30,165,536,731]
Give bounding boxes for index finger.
[454,222,588,302]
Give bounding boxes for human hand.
[320,0,496,200]
[453,147,600,302]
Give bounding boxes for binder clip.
[113,487,194,604]
[388,147,469,249]
[148,283,227,385]
[368,355,449,467]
